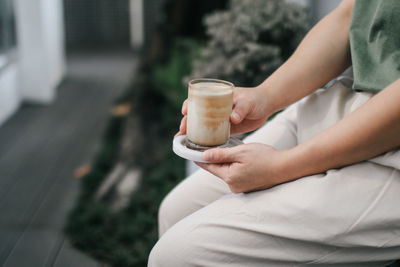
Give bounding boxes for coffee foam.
[189,82,233,96]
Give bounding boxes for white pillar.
[0,62,19,126]
[14,0,66,103]
[129,0,144,49]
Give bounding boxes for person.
[149,0,400,266]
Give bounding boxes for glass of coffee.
[186,78,234,150]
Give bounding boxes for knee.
[158,189,187,236]
[148,238,171,267]
[148,228,189,267]
[157,194,173,236]
[158,179,204,236]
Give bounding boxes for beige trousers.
[148,80,400,266]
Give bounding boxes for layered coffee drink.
[187,79,234,149]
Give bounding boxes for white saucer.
[172,135,244,163]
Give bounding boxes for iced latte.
[187,79,234,149]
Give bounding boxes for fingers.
[231,90,252,125]
[230,117,266,135]
[196,162,231,180]
[175,100,188,137]
[230,111,241,124]
[175,115,187,137]
[182,99,188,115]
[231,102,252,124]
[180,116,187,133]
[202,146,240,163]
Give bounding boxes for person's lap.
[151,163,399,266]
[149,81,400,266]
[158,100,298,236]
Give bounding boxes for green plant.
[189,0,308,86]
[152,39,202,109]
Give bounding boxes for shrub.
[189,0,308,86]
[152,39,202,110]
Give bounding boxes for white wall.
[0,0,65,126]
[41,0,66,94]
[14,0,65,103]
[130,0,144,49]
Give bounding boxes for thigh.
[150,161,400,266]
[244,101,297,150]
[158,168,230,235]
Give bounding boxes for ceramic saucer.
[172,135,244,163]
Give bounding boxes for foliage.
[65,39,198,266]
[189,0,308,86]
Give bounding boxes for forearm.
[283,79,400,180]
[258,0,354,115]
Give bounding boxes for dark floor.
[0,51,138,267]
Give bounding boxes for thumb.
[231,100,252,124]
[203,147,237,163]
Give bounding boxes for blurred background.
[0,0,341,266]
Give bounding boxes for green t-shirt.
[350,0,400,92]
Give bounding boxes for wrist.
[254,83,284,117]
[275,149,300,183]
[283,139,329,182]
[276,143,318,183]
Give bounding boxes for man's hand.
[196,143,289,193]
